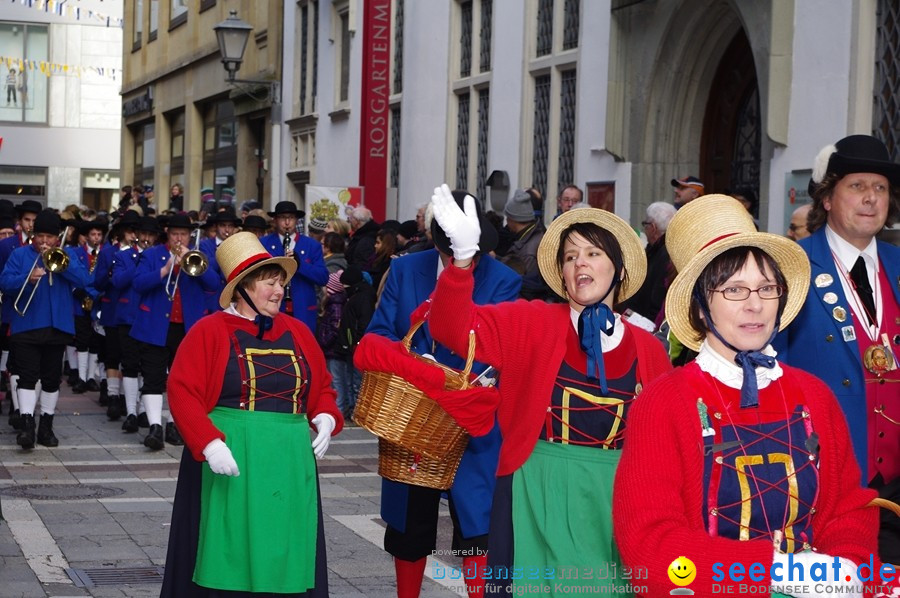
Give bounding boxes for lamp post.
[213,10,253,83]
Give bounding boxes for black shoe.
[16,414,35,449]
[122,414,138,433]
[71,378,87,394]
[137,412,149,428]
[9,407,22,431]
[106,395,122,421]
[37,414,58,447]
[67,370,79,387]
[165,422,184,445]
[143,424,164,451]
[85,379,100,392]
[98,379,108,406]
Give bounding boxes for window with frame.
[336,2,351,105]
[527,0,579,203]
[132,121,156,190]
[168,110,185,179]
[0,23,50,124]
[133,0,143,47]
[392,0,403,94]
[0,166,46,203]
[298,0,319,115]
[452,0,492,197]
[875,0,900,161]
[291,127,315,171]
[170,0,188,29]
[149,1,158,41]
[201,100,237,206]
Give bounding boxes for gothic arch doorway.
[700,29,761,215]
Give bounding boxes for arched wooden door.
[700,29,761,215]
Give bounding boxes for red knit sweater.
[613,363,885,598]
[428,262,672,476]
[167,311,344,462]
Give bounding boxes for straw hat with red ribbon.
[664,194,810,351]
[216,231,296,309]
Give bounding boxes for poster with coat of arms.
[304,186,363,225]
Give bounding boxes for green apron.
[512,440,632,597]
[194,407,318,593]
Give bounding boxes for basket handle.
[869,497,900,518]
[401,318,477,390]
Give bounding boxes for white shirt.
[695,339,782,390]
[569,307,624,352]
[824,224,881,330]
[225,304,253,320]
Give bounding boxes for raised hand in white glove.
[771,551,861,598]
[311,413,336,459]
[203,438,240,476]
[431,183,481,261]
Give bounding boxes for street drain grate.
[0,483,125,500]
[66,566,165,587]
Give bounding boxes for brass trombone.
[165,228,208,301]
[13,228,71,316]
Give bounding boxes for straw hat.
[216,232,297,309]
[664,194,810,351]
[536,208,646,301]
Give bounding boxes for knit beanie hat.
[504,189,536,223]
[33,209,61,235]
[308,217,328,233]
[399,220,418,240]
[326,270,344,295]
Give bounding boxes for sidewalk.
[0,385,465,597]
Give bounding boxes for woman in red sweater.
[160,232,343,597]
[613,196,895,598]
[429,185,672,597]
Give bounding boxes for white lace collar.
[569,308,624,352]
[695,339,782,390]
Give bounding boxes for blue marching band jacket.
[0,243,90,336]
[259,231,329,332]
[0,233,29,326]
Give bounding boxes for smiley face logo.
[668,556,696,587]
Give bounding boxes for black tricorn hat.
[267,201,305,219]
[242,215,269,231]
[33,209,61,235]
[15,199,43,216]
[166,213,196,230]
[809,134,900,195]
[431,190,498,256]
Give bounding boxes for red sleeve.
[282,316,343,436]
[613,370,775,597]
[428,261,543,374]
[167,315,229,461]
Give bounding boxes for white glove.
[771,551,861,598]
[311,413,336,459]
[202,438,240,476]
[431,183,481,261]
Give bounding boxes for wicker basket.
[354,319,473,460]
[378,437,466,490]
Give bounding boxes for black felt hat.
[15,199,43,216]
[135,216,161,234]
[33,209,61,235]
[166,213,196,230]
[267,201,305,219]
[430,190,498,256]
[809,134,900,194]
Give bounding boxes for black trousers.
[74,314,92,352]
[11,328,71,391]
[383,483,488,562]
[137,323,184,394]
[870,473,900,565]
[103,326,121,371]
[118,324,140,377]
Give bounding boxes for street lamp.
[213,10,253,83]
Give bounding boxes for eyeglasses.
[641,220,652,227]
[788,224,806,232]
[709,285,783,301]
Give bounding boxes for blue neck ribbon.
[577,302,617,394]
[237,287,273,339]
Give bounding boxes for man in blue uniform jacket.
[775,134,900,564]
[260,201,328,331]
[198,206,240,313]
[130,213,219,450]
[0,210,89,449]
[367,191,521,598]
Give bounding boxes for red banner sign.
[358,0,392,222]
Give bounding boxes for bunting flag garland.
[1,55,120,81]
[9,0,124,28]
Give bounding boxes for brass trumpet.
[165,228,208,301]
[14,243,70,316]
